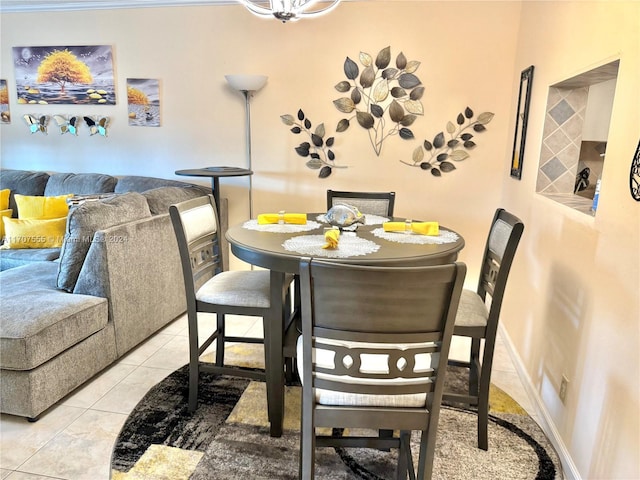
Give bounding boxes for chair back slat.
[326,190,396,216]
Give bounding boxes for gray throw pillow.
[56,192,151,292]
[142,186,208,215]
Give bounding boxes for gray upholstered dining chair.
[443,208,524,450]
[326,189,396,216]
[298,258,466,479]
[169,194,293,412]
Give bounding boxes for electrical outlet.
[559,375,569,403]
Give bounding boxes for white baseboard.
[497,324,582,480]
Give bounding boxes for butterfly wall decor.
[23,114,47,134]
[53,115,79,135]
[84,116,109,137]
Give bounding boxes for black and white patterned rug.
[111,357,562,479]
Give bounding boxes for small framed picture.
[511,65,534,179]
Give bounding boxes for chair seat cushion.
[196,270,271,308]
[454,289,488,328]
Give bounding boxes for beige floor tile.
[17,409,126,480]
[4,471,65,479]
[116,332,175,366]
[140,335,191,371]
[0,406,85,470]
[60,363,137,409]
[90,366,172,415]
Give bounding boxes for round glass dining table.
[225,214,465,437]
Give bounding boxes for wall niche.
[536,60,619,215]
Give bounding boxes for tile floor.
[0,313,538,480]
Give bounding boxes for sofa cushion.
[1,217,67,249]
[0,262,108,371]
[44,172,117,196]
[115,175,208,194]
[142,186,208,215]
[0,208,12,241]
[14,194,72,219]
[0,189,9,210]
[0,247,60,271]
[0,170,50,214]
[57,192,152,292]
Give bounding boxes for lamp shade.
[225,74,268,92]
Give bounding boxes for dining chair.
[298,258,466,479]
[326,189,396,216]
[443,208,524,450]
[169,194,294,412]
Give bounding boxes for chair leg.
[215,313,225,367]
[469,338,481,398]
[477,352,492,451]
[396,430,414,480]
[188,312,200,412]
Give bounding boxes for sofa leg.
[27,416,39,422]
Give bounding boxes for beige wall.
[1,1,639,478]
[502,1,640,479]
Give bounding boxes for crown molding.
[0,0,236,13]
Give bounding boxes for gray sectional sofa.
[0,169,210,420]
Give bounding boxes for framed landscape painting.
[0,80,9,123]
[127,78,161,127]
[12,45,116,105]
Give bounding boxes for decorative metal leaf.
[447,139,459,148]
[333,98,356,113]
[461,133,474,141]
[420,162,431,170]
[404,100,424,115]
[433,132,445,148]
[315,123,325,138]
[446,121,456,134]
[464,140,477,148]
[310,153,320,159]
[373,80,389,102]
[440,161,456,172]
[450,150,470,161]
[335,81,351,93]
[477,112,495,125]
[304,118,311,129]
[356,111,375,129]
[326,137,335,147]
[465,106,473,118]
[336,118,350,132]
[396,52,407,70]
[351,88,362,104]
[328,149,335,160]
[319,166,332,178]
[298,109,305,121]
[359,66,375,88]
[410,86,425,101]
[311,133,323,147]
[382,68,398,80]
[371,104,384,118]
[412,145,424,163]
[359,51,372,67]
[400,114,417,126]
[306,159,322,169]
[375,46,391,69]
[431,168,442,177]
[391,87,406,98]
[405,60,420,74]
[344,57,359,80]
[281,114,295,125]
[398,73,421,89]
[389,100,405,122]
[473,124,486,132]
[290,126,301,134]
[399,128,414,139]
[423,140,433,151]
[436,153,449,162]
[295,145,310,157]
[457,113,465,125]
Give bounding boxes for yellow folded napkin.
[383,221,439,236]
[257,213,307,225]
[322,228,340,249]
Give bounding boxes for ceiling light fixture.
[239,0,341,22]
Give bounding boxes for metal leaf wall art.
[333,46,424,157]
[400,107,494,176]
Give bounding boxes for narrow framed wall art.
[510,65,534,179]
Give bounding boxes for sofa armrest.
[74,213,186,356]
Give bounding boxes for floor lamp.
[225,74,268,219]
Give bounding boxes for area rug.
[111,346,562,480]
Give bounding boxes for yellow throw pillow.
[15,194,73,219]
[1,216,67,249]
[0,189,9,210]
[0,209,13,241]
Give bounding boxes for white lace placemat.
[243,219,322,233]
[316,213,389,226]
[371,228,460,245]
[283,233,380,258]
